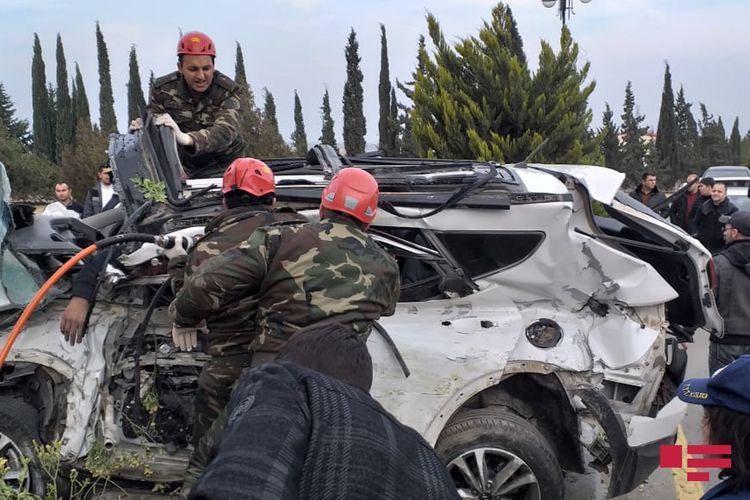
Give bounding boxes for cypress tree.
[291,90,308,156]
[598,103,621,170]
[0,82,31,145]
[47,83,58,162]
[96,22,118,134]
[729,117,741,165]
[73,63,91,129]
[620,81,648,184]
[342,29,366,155]
[127,45,146,122]
[655,63,678,185]
[675,86,699,176]
[378,24,393,154]
[389,87,399,155]
[31,33,55,161]
[320,88,337,148]
[149,70,155,96]
[256,88,292,157]
[234,42,263,156]
[699,104,728,166]
[55,34,74,162]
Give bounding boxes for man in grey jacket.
[710,211,750,374]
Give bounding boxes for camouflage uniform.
[168,206,305,450]
[172,214,401,353]
[173,214,400,490]
[148,70,245,177]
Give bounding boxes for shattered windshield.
[0,161,40,311]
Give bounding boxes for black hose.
[372,322,410,378]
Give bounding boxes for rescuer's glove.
[154,113,194,147]
[171,320,208,351]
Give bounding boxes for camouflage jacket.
[171,215,401,353]
[148,70,245,177]
[168,206,306,357]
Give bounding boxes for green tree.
[655,63,678,185]
[741,130,750,165]
[729,117,741,165]
[127,45,146,122]
[0,83,30,145]
[394,35,426,157]
[674,86,700,175]
[598,103,621,170]
[389,87,400,155]
[291,90,308,156]
[149,70,155,95]
[0,127,59,198]
[320,88,337,148]
[619,81,648,184]
[60,123,108,202]
[55,33,74,162]
[342,29,366,155]
[32,33,55,161]
[256,88,292,157]
[73,63,91,128]
[378,24,396,155]
[698,104,728,166]
[96,22,118,134]
[234,42,263,156]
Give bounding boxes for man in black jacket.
[82,162,120,218]
[190,323,459,500]
[668,174,700,231]
[693,182,738,253]
[710,212,750,374]
[630,172,668,216]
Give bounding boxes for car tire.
[435,407,564,500]
[0,397,47,496]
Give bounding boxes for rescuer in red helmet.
[165,158,306,486]
[172,167,400,491]
[129,31,246,177]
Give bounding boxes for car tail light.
[707,258,717,290]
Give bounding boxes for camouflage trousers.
[182,351,274,493]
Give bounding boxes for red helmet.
[320,168,379,224]
[222,158,275,197]
[177,31,216,57]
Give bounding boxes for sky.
[1,0,749,151]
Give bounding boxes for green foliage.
[620,81,648,185]
[342,29,366,155]
[412,4,596,164]
[0,127,58,199]
[728,117,741,165]
[126,45,146,122]
[59,120,108,202]
[291,90,308,156]
[0,83,30,146]
[234,42,263,157]
[675,86,700,176]
[655,63,678,185]
[378,24,396,155]
[131,177,167,203]
[32,34,55,162]
[73,63,91,129]
[698,104,728,166]
[96,22,118,134]
[256,89,292,158]
[598,103,621,170]
[320,89,337,148]
[55,34,74,164]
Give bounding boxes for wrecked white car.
[0,120,722,498]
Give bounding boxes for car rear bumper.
[573,387,686,497]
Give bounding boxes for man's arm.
[170,228,270,326]
[185,92,242,156]
[81,189,95,218]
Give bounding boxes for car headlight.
[525,319,562,348]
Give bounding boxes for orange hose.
[0,244,98,368]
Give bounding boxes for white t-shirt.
[100,183,114,208]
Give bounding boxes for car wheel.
[0,397,46,496]
[435,408,564,500]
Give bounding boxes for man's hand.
[128,117,143,132]
[60,296,90,346]
[172,320,209,351]
[154,114,194,147]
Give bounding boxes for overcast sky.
[2,0,748,151]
